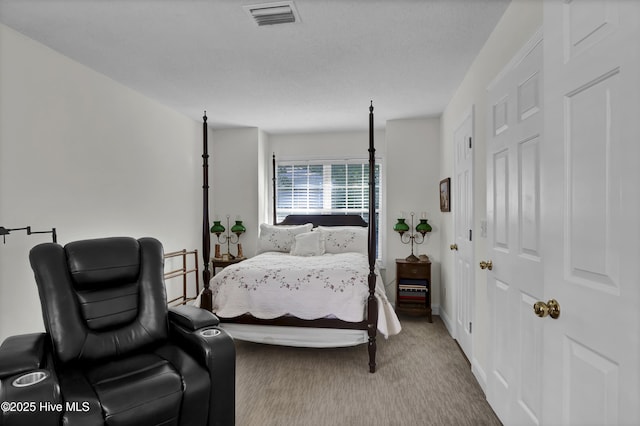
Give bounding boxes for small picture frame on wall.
[440,178,451,212]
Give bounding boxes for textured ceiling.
[0,0,510,133]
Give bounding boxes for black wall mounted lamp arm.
[0,226,57,244]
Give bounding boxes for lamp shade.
[416,219,432,235]
[210,221,225,236]
[231,220,246,236]
[393,218,410,234]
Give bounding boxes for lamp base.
[405,253,420,262]
[221,253,236,261]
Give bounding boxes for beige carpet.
[234,315,502,426]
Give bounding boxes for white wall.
[257,130,270,225]
[385,118,441,306]
[0,24,203,342]
[269,129,386,161]
[439,0,542,386]
[210,128,261,257]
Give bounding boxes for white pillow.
[316,226,368,255]
[290,231,325,257]
[257,223,313,253]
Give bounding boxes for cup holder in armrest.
[199,328,221,337]
[12,370,49,388]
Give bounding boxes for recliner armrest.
[168,311,235,426]
[168,305,220,331]
[0,333,48,378]
[0,333,62,426]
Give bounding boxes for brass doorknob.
[479,260,493,270]
[533,299,560,319]
[450,244,458,251]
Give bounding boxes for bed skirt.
[217,324,368,348]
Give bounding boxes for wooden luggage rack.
[164,249,200,306]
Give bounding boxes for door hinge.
[469,322,472,333]
[469,137,472,149]
[469,229,472,241]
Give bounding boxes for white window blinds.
[275,159,381,255]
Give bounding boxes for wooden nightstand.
[211,257,246,276]
[396,258,432,322]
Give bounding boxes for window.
[276,159,382,256]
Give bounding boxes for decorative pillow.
[257,223,313,253]
[290,231,325,257]
[316,226,368,255]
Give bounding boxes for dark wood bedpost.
[367,101,378,373]
[272,153,277,224]
[201,112,213,311]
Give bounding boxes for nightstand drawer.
[396,262,430,279]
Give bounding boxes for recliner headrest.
[65,237,140,289]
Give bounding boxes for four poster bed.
[197,103,399,373]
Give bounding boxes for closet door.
[453,107,474,363]
[486,31,544,426]
[541,1,640,423]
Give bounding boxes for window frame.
[274,157,383,259]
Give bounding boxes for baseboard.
[439,308,488,400]
[431,304,440,316]
[471,358,488,395]
[438,308,489,402]
[439,307,455,338]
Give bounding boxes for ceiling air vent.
[244,1,300,26]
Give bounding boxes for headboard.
[278,214,367,227]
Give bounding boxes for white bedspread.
[208,252,401,338]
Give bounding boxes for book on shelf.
[399,288,426,299]
[397,276,429,303]
[398,282,428,292]
[398,278,428,285]
[399,284,427,291]
[399,295,426,301]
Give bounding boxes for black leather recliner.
[0,237,235,426]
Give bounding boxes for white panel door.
[542,1,640,424]
[486,31,544,426]
[453,108,474,362]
